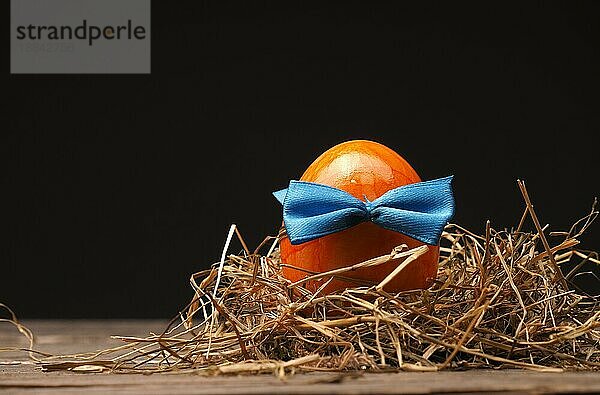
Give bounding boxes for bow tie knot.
[363,197,377,219]
[274,176,455,246]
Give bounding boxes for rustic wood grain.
[1,320,599,394]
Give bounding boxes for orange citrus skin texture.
[280,140,440,294]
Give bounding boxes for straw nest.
[6,181,600,374]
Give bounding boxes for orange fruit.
[280,140,439,294]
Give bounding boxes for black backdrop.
[3,2,600,318]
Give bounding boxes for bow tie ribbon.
[273,176,455,245]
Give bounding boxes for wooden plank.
[1,320,600,394]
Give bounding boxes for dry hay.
[3,181,600,375]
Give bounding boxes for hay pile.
[11,182,600,374]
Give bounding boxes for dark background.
[3,2,600,318]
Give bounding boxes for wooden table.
[1,320,599,394]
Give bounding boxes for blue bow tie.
[273,176,455,246]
